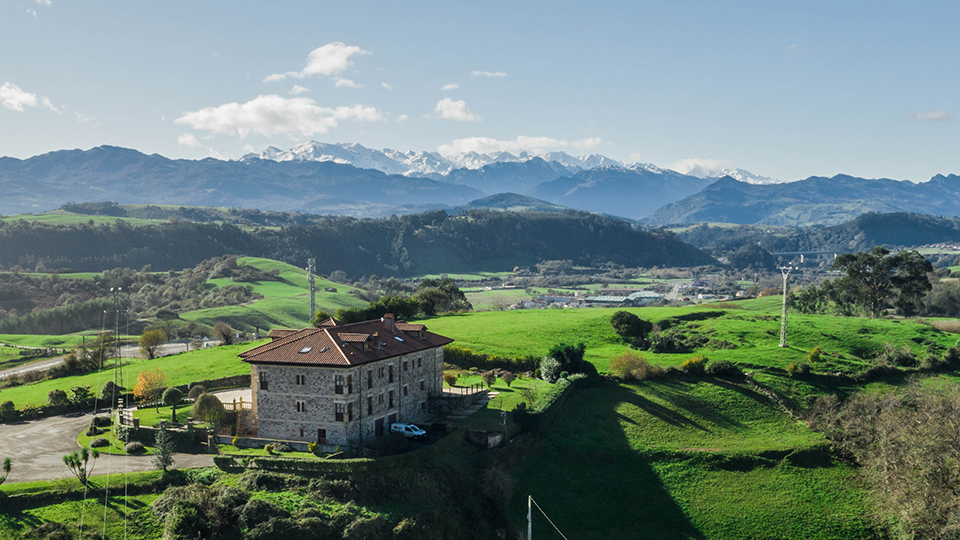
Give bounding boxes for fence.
[443,384,485,396]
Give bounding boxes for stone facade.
[252,347,444,446]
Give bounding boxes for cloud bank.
[438,135,603,155]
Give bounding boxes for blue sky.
[1,0,958,181]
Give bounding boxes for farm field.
[510,380,873,539]
[0,209,166,227]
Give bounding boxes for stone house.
[240,314,453,447]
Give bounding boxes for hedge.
[114,422,200,451]
[513,373,595,433]
[444,345,540,372]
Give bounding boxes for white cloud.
[396,114,409,122]
[431,98,480,122]
[289,85,311,95]
[40,96,59,113]
[175,94,383,138]
[177,133,202,147]
[74,111,95,124]
[35,0,51,5]
[264,42,370,83]
[472,71,507,78]
[334,77,363,89]
[440,83,459,91]
[208,148,228,160]
[27,9,37,17]
[381,82,393,90]
[909,110,952,122]
[1,82,38,111]
[667,158,734,177]
[438,136,605,155]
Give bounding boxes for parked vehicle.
[390,422,426,439]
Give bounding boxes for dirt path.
[0,412,214,484]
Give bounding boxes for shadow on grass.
[513,383,705,539]
[638,380,744,432]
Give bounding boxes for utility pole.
[527,495,532,540]
[307,258,316,321]
[778,266,796,348]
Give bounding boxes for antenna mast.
[110,287,124,407]
[308,258,316,320]
[778,266,796,348]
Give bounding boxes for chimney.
[382,313,395,332]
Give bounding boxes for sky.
[1,0,959,182]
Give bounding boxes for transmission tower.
[110,287,124,407]
[307,258,317,321]
[778,266,796,348]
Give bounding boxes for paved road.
[0,355,68,380]
[0,412,214,484]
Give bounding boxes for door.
[388,413,397,425]
[375,418,384,437]
[317,428,327,445]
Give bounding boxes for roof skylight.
[394,336,405,342]
[299,347,312,353]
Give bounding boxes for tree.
[0,457,10,487]
[139,329,167,360]
[481,371,496,389]
[311,309,335,327]
[539,357,562,383]
[152,421,175,473]
[63,447,99,486]
[213,322,234,345]
[547,342,586,374]
[728,244,776,271]
[193,393,226,432]
[790,283,830,315]
[500,372,516,387]
[831,247,933,317]
[133,369,168,410]
[100,380,121,402]
[163,387,183,423]
[610,311,652,344]
[442,373,458,388]
[70,385,92,406]
[187,385,206,400]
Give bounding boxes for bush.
[100,380,120,402]
[240,498,287,530]
[481,370,496,388]
[875,342,917,367]
[237,470,287,492]
[786,362,811,378]
[47,389,69,407]
[608,351,665,381]
[125,441,146,454]
[0,400,16,422]
[187,385,206,400]
[91,415,112,427]
[610,311,652,342]
[442,373,458,388]
[705,359,743,377]
[681,355,709,376]
[90,438,110,448]
[539,357,562,383]
[85,425,102,437]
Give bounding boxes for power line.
[529,496,570,540]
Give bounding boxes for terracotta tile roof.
[395,322,425,332]
[240,318,453,368]
[267,329,298,340]
[316,317,340,327]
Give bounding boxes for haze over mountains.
[1,143,959,227]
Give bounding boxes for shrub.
[187,385,206,400]
[91,415,112,427]
[85,425,102,437]
[705,359,743,377]
[264,443,277,455]
[875,342,917,367]
[608,351,665,381]
[237,470,287,492]
[681,355,709,376]
[786,362,811,378]
[47,389,69,407]
[539,357,562,383]
[442,373,458,387]
[125,441,146,454]
[273,443,293,453]
[807,346,823,363]
[100,381,120,402]
[240,498,287,530]
[307,441,318,455]
[481,370,496,388]
[946,347,960,367]
[500,371,516,387]
[90,438,110,448]
[0,401,16,422]
[610,311,652,342]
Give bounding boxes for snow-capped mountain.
[241,141,628,177]
[705,168,782,185]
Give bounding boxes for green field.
[423,297,959,374]
[0,341,260,408]
[0,209,166,227]
[0,332,112,349]
[179,257,368,332]
[509,380,872,539]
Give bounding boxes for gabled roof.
[316,317,340,327]
[241,318,453,368]
[267,329,298,340]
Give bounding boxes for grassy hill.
[178,257,368,332]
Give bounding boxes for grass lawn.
[0,210,165,227]
[0,332,109,349]
[0,345,58,370]
[78,425,156,456]
[180,257,368,332]
[217,444,323,459]
[0,341,260,408]
[442,373,549,431]
[509,379,873,539]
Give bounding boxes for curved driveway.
[0,412,214,484]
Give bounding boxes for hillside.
[439,157,573,194]
[0,146,483,217]
[649,174,960,226]
[454,193,568,213]
[676,212,960,256]
[530,167,713,219]
[0,209,716,275]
